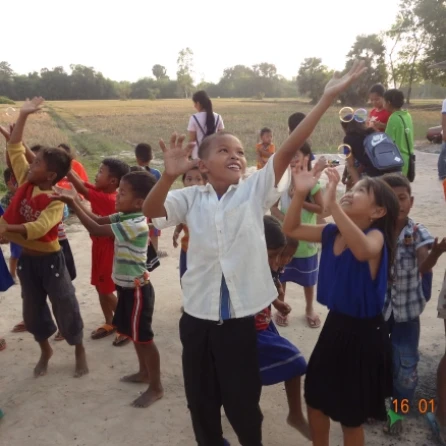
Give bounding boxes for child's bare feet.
[287,414,312,440]
[120,372,149,383]
[74,344,89,378]
[131,386,164,408]
[34,343,53,377]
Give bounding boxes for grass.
[0,98,443,182]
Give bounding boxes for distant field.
[0,98,443,182]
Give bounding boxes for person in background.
[438,98,446,199]
[256,128,276,170]
[368,84,391,131]
[384,89,414,178]
[57,144,89,188]
[187,90,224,154]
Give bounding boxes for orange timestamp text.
[392,398,435,414]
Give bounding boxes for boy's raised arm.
[273,61,366,184]
[67,170,90,198]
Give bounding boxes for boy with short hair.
[0,97,87,378]
[381,173,436,435]
[144,61,365,445]
[68,157,130,346]
[52,171,163,408]
[256,127,275,170]
[134,143,164,255]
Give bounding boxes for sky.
[4,0,400,83]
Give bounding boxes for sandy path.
[1,148,446,445]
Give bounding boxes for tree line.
[0,0,444,104]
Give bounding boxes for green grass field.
[0,98,443,182]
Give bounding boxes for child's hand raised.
[291,164,322,195]
[0,124,14,142]
[432,237,446,256]
[324,167,341,209]
[50,185,78,204]
[20,97,44,116]
[323,60,367,99]
[160,133,198,180]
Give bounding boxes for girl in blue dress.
[283,166,399,446]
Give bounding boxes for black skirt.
[304,310,392,427]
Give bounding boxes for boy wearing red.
[68,158,130,345]
[369,83,390,131]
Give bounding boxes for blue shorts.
[179,249,187,281]
[257,322,307,386]
[10,242,22,259]
[280,254,318,287]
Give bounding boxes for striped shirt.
[110,212,149,288]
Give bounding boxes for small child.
[283,166,399,446]
[68,157,130,346]
[384,89,414,178]
[259,215,310,439]
[381,174,435,436]
[271,142,323,328]
[172,166,206,281]
[134,143,164,256]
[1,168,21,281]
[256,127,275,170]
[52,171,163,408]
[144,60,366,445]
[0,97,87,378]
[368,83,391,132]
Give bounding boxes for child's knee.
[395,352,419,390]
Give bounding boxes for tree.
[152,64,167,80]
[176,48,194,98]
[117,81,132,100]
[340,34,387,106]
[296,58,332,104]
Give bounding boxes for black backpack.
[363,132,404,173]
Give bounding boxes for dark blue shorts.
[10,242,22,259]
[280,254,318,287]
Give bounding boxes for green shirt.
[110,211,149,288]
[280,183,320,258]
[385,110,414,177]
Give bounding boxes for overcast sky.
[4,0,400,82]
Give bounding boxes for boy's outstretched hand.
[50,185,78,205]
[323,60,367,99]
[160,133,198,180]
[432,237,446,256]
[20,97,44,115]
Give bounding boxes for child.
[134,143,164,256]
[143,60,366,446]
[67,157,130,346]
[283,166,399,446]
[384,89,414,178]
[52,171,163,408]
[271,143,323,328]
[368,84,390,131]
[1,168,21,281]
[172,166,206,281]
[260,215,310,439]
[256,127,275,170]
[380,174,435,435]
[0,97,87,378]
[57,143,89,189]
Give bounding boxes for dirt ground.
[1,146,445,446]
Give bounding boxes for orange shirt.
[256,143,275,169]
[58,159,89,190]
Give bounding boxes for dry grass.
[0,99,442,182]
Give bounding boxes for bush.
[0,96,15,105]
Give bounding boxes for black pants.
[180,313,263,446]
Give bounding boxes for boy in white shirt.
[144,62,366,446]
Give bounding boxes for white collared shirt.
[153,156,289,321]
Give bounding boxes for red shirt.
[369,108,391,130]
[255,307,272,331]
[58,160,89,190]
[84,183,116,216]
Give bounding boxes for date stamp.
[392,398,435,414]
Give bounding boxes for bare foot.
[34,347,53,377]
[120,372,149,384]
[287,415,312,440]
[131,386,164,408]
[74,344,89,378]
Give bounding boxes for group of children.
[1,60,446,446]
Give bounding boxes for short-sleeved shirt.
[144,166,161,182]
[383,219,434,322]
[153,155,290,321]
[369,108,391,129]
[256,144,276,170]
[187,112,224,145]
[317,224,388,318]
[84,183,117,216]
[280,183,320,258]
[58,160,89,190]
[110,212,149,288]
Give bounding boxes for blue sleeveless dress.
[0,205,15,292]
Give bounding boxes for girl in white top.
[187,90,224,152]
